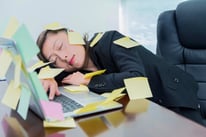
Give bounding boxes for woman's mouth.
[69,54,75,65]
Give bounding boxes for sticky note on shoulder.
[113,37,140,48]
[124,77,153,100]
[84,69,106,79]
[90,32,104,47]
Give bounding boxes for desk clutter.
[0,18,153,129]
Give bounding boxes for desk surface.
[1,81,206,137]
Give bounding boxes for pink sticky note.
[40,100,64,121]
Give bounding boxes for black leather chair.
[156,0,206,119]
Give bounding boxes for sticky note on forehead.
[44,22,65,30]
[113,37,140,48]
[124,77,153,100]
[68,31,85,45]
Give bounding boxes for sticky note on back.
[12,24,39,64]
[124,77,153,100]
[113,37,140,48]
[29,72,48,101]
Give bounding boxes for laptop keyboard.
[53,94,83,113]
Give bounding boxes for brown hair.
[36,28,67,62]
[36,28,90,69]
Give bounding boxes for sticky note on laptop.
[0,49,12,78]
[113,37,140,48]
[3,17,19,38]
[84,69,106,79]
[12,24,40,64]
[124,77,153,100]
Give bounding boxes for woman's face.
[42,30,86,72]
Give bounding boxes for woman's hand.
[62,71,91,85]
[40,78,60,100]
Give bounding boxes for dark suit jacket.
[88,30,198,109]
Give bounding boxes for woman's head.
[36,28,88,72]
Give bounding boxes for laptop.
[1,36,122,120]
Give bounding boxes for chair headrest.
[176,0,206,49]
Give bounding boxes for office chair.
[156,0,206,119]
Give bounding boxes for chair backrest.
[156,0,206,117]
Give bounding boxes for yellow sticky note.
[64,85,89,92]
[102,87,125,105]
[84,69,106,79]
[14,55,22,88]
[1,80,21,109]
[28,60,51,72]
[113,37,140,48]
[68,31,85,45]
[125,99,149,114]
[0,49,12,78]
[90,32,104,47]
[124,77,153,100]
[3,17,19,38]
[44,22,65,30]
[38,66,64,79]
[101,93,126,101]
[74,101,102,114]
[44,117,76,128]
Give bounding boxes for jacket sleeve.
[88,34,146,94]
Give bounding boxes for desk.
[1,81,206,137]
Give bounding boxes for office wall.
[0,0,120,40]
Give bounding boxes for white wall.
[0,0,120,40]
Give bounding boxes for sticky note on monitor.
[1,80,21,110]
[12,24,40,65]
[124,77,153,100]
[2,17,19,38]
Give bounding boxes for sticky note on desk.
[43,117,76,128]
[68,31,85,45]
[113,37,140,48]
[0,49,12,78]
[84,69,106,79]
[38,66,64,79]
[12,24,40,64]
[124,77,153,100]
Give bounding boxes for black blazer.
[88,30,198,109]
